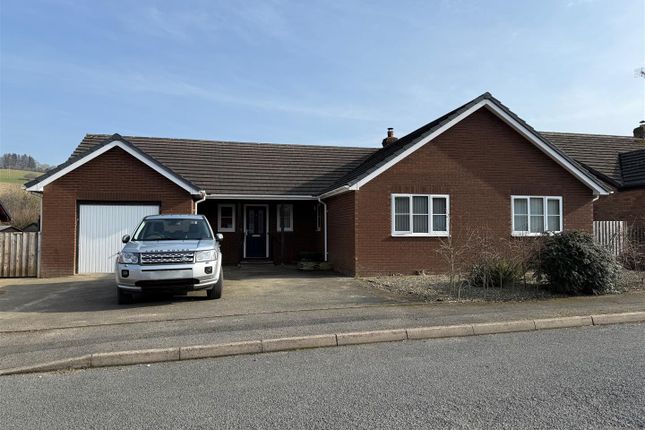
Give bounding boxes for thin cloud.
[3,55,382,122]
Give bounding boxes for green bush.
[534,231,620,295]
[467,257,523,288]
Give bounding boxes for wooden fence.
[629,224,645,245]
[593,221,625,256]
[0,232,40,277]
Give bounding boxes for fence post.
[593,220,626,256]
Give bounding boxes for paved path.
[1,324,643,429]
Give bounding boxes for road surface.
[1,323,643,429]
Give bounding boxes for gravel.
[365,269,645,303]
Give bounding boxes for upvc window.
[512,196,562,236]
[217,204,235,232]
[391,194,449,237]
[277,204,294,232]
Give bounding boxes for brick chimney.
[634,121,645,139]
[381,128,398,147]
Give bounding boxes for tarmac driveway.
[2,265,645,371]
[0,265,411,332]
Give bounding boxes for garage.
[78,203,159,273]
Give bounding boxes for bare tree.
[0,185,40,228]
[621,223,645,287]
[506,235,544,288]
[435,227,476,299]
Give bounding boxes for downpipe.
[317,197,328,262]
[194,191,207,214]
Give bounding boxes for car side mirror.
[122,234,131,244]
[215,233,224,242]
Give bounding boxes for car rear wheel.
[117,288,134,304]
[206,272,223,300]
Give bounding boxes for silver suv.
[115,214,223,304]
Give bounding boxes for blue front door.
[245,205,267,258]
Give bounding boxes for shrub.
[467,257,523,288]
[534,230,620,295]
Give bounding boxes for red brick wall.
[40,147,193,277]
[198,200,323,265]
[353,107,595,276]
[594,188,645,225]
[325,192,356,275]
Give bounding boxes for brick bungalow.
[28,92,642,277]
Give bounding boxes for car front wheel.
[206,272,223,300]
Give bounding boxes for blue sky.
[1,0,644,165]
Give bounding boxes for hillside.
[0,169,41,185]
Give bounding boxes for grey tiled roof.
[27,93,641,197]
[542,132,645,188]
[619,149,645,187]
[72,135,377,196]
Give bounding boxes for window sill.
[218,229,235,233]
[391,233,449,238]
[511,231,561,237]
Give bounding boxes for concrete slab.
[534,316,593,330]
[180,341,262,360]
[91,348,180,367]
[473,320,536,335]
[592,311,645,325]
[337,329,407,346]
[407,324,474,339]
[262,334,337,352]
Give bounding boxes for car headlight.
[118,252,139,264]
[195,249,216,262]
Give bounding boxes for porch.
[197,199,326,266]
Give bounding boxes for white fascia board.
[484,102,609,196]
[25,140,202,195]
[349,100,609,196]
[350,100,488,190]
[317,186,351,200]
[206,194,316,201]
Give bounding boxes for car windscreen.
[132,219,213,241]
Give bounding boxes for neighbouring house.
[544,126,645,226]
[0,225,22,233]
[21,222,40,232]
[27,92,637,277]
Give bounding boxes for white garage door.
[78,203,159,273]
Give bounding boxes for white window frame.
[217,204,236,233]
[391,194,450,237]
[511,195,563,237]
[276,204,294,232]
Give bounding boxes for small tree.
[507,235,544,288]
[435,227,476,299]
[620,223,645,288]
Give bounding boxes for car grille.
[135,279,199,288]
[140,252,194,265]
